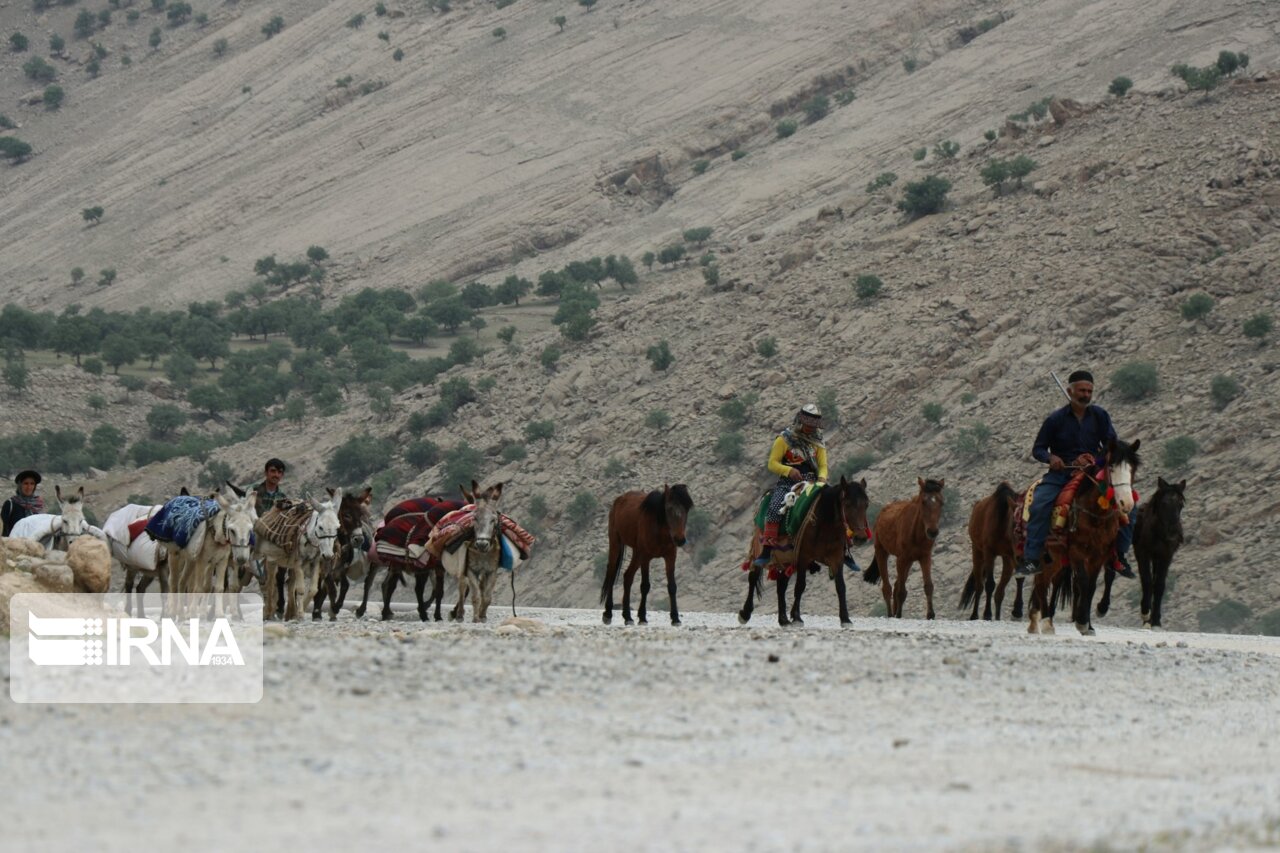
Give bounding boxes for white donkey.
[8,486,105,553]
[162,485,257,618]
[442,482,509,623]
[255,489,341,621]
[103,502,168,616]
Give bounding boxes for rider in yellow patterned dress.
[753,404,828,568]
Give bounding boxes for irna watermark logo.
[10,593,263,703]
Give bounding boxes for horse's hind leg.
[982,556,995,620]
[637,561,651,625]
[874,545,893,616]
[664,553,681,626]
[1012,577,1025,620]
[602,528,624,626]
[381,568,401,621]
[432,567,445,621]
[356,563,378,619]
[789,559,806,626]
[775,571,791,627]
[621,556,640,626]
[892,558,910,618]
[1149,557,1168,629]
[833,561,851,625]
[738,567,760,625]
[414,571,430,622]
[994,556,1013,620]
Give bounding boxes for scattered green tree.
[1180,293,1215,321]
[146,403,187,438]
[1110,361,1159,401]
[347,13,366,28]
[756,336,778,359]
[1162,435,1198,471]
[776,119,798,138]
[48,34,65,54]
[922,402,945,425]
[645,409,670,431]
[912,147,927,161]
[1209,374,1241,411]
[641,251,656,271]
[42,85,64,109]
[731,149,747,161]
[82,206,104,225]
[1109,76,1133,97]
[897,176,952,217]
[392,48,404,61]
[950,422,992,462]
[262,16,284,39]
[0,137,33,162]
[100,333,139,374]
[932,139,960,160]
[10,32,29,52]
[552,15,566,31]
[646,339,674,371]
[803,94,829,123]
[97,268,117,287]
[691,158,709,174]
[902,56,918,73]
[328,434,395,483]
[566,490,598,525]
[492,26,505,39]
[855,274,882,300]
[866,172,897,193]
[149,27,161,48]
[683,226,713,245]
[23,56,57,81]
[524,419,555,447]
[715,431,744,463]
[1198,599,1250,633]
[1242,313,1273,342]
[540,344,561,371]
[983,129,997,141]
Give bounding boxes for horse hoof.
[737,611,750,625]
[355,607,366,619]
[1097,603,1110,617]
[840,618,852,627]
[1012,606,1023,619]
[328,614,337,623]
[638,618,648,625]
[1042,622,1056,636]
[311,613,321,622]
[1075,622,1094,636]
[670,617,681,626]
[624,618,634,626]
[602,613,612,625]
[380,610,393,622]
[418,612,429,623]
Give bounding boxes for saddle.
[254,500,313,554]
[1014,471,1091,566]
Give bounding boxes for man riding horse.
[1015,370,1137,579]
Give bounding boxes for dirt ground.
[3,606,1279,852]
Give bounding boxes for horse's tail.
[1054,570,1073,611]
[959,572,976,610]
[752,566,764,602]
[862,555,880,585]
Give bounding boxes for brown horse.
[863,478,945,619]
[601,484,692,626]
[960,482,1022,620]
[1028,438,1141,636]
[739,477,870,627]
[1096,476,1185,628]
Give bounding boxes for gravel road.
[3,608,1279,852]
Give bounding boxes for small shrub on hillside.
[378,31,390,42]
[854,274,883,300]
[87,393,107,412]
[552,15,567,31]
[866,172,897,193]
[1110,361,1159,401]
[834,452,876,481]
[405,439,440,468]
[691,159,709,175]
[657,245,685,266]
[492,27,506,40]
[1180,293,1214,321]
[685,507,711,540]
[1,137,33,162]
[803,94,829,123]
[775,119,797,139]
[74,10,95,39]
[715,430,744,463]
[500,443,527,464]
[699,252,716,267]
[731,149,747,161]
[23,56,56,81]
[1242,313,1273,342]
[48,34,64,54]
[149,27,161,48]
[647,340,674,371]
[1171,62,1221,93]
[443,442,484,487]
[983,129,997,141]
[756,336,778,359]
[896,174,957,216]
[1198,599,1250,633]
[902,56,918,73]
[1109,76,1133,97]
[950,422,992,463]
[578,0,597,9]
[167,2,192,25]
[603,456,628,480]
[262,16,284,39]
[10,32,29,52]
[195,12,208,26]
[912,147,926,161]
[1007,154,1037,187]
[932,139,960,160]
[0,115,14,130]
[566,491,598,526]
[717,392,757,427]
[127,10,141,23]
[645,409,670,431]
[528,493,549,521]
[86,58,101,77]
[1209,374,1241,411]
[392,48,404,61]
[835,89,855,106]
[1162,436,1198,471]
[376,2,388,15]
[815,388,839,428]
[980,158,1010,195]
[69,267,85,285]
[327,434,394,483]
[1254,609,1280,637]
[1216,50,1244,77]
[524,419,555,447]
[701,265,720,288]
[540,344,561,371]
[921,402,945,425]
[347,13,365,28]
[43,85,64,109]
[682,226,712,245]
[98,268,117,286]
[82,206,104,224]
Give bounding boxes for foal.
[864,478,945,619]
[601,484,692,626]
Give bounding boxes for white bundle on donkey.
[9,486,106,553]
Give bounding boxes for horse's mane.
[921,479,945,494]
[641,485,692,521]
[815,484,841,525]
[1112,438,1141,471]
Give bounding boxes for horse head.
[1152,476,1186,539]
[467,480,503,553]
[1105,438,1141,513]
[308,488,342,558]
[917,477,945,541]
[839,477,870,544]
[338,488,372,534]
[54,485,90,543]
[663,484,692,547]
[217,490,257,569]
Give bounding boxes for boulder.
[66,537,111,593]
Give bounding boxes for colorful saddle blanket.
[255,501,313,553]
[144,497,221,548]
[752,482,820,537]
[425,509,536,561]
[374,497,464,566]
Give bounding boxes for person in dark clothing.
[1,470,44,537]
[252,458,288,518]
[1016,371,1137,578]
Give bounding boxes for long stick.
[1050,371,1073,403]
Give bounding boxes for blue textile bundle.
[145,496,221,548]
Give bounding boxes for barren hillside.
[2,0,1278,630]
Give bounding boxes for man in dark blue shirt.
[1016,370,1137,578]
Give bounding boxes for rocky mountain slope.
[3,0,1278,630]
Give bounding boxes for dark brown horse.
[863,478,945,619]
[960,482,1022,620]
[739,477,870,627]
[1028,438,1141,636]
[601,484,692,626]
[312,487,374,620]
[1096,476,1185,628]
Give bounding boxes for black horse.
[1095,477,1185,628]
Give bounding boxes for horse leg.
[921,555,936,621]
[1150,557,1168,629]
[355,562,377,619]
[263,560,278,622]
[892,557,910,618]
[381,568,400,621]
[738,566,760,624]
[335,574,350,613]
[664,553,680,626]
[994,556,1012,621]
[981,555,995,621]
[1073,564,1098,636]
[1027,577,1047,635]
[1012,577,1025,620]
[432,567,445,621]
[451,575,468,622]
[136,573,154,619]
[834,559,851,626]
[874,544,893,616]
[276,566,287,619]
[324,567,340,621]
[637,560,651,625]
[776,570,791,627]
[966,549,982,620]
[602,528,624,626]
[621,556,640,625]
[789,556,806,626]
[1096,567,1115,617]
[125,568,137,617]
[1139,554,1154,627]
[414,571,430,622]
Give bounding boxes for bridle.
[305,506,339,553]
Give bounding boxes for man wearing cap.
[253,458,288,518]
[1015,370,1137,579]
[2,470,45,537]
